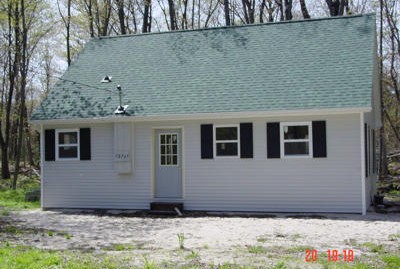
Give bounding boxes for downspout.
[360,113,366,215]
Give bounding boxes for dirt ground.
[1,210,400,267]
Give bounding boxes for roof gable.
[31,14,376,121]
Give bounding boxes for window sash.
[56,129,80,160]
[214,125,240,157]
[280,122,312,158]
[159,133,179,166]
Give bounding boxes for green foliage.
[388,234,400,241]
[177,233,185,250]
[143,256,157,269]
[247,245,267,254]
[382,255,400,268]
[0,177,40,210]
[272,261,287,269]
[103,243,134,251]
[185,250,199,260]
[362,242,385,253]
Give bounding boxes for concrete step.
[150,202,183,212]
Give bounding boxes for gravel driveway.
[2,210,400,267]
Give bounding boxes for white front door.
[154,129,182,198]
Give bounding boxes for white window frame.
[56,129,80,161]
[159,132,179,167]
[280,122,313,159]
[213,124,240,158]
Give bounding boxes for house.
[31,14,379,214]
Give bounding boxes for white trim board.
[30,107,371,126]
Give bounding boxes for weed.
[273,261,287,269]
[63,233,73,240]
[202,244,209,249]
[247,245,267,254]
[362,242,385,253]
[0,183,40,210]
[287,245,314,253]
[185,250,199,260]
[388,234,400,241]
[143,256,157,269]
[47,231,54,236]
[4,225,22,234]
[177,233,185,249]
[256,236,268,243]
[344,238,357,245]
[104,243,134,251]
[274,232,286,238]
[382,254,400,268]
[290,234,302,241]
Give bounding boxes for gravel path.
[2,210,400,266]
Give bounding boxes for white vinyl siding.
[42,113,363,213]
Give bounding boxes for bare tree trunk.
[57,0,71,65]
[116,0,126,34]
[142,0,151,32]
[167,0,177,30]
[284,0,292,20]
[182,0,188,29]
[191,0,195,28]
[259,0,266,23]
[13,0,28,189]
[299,0,310,19]
[276,0,284,21]
[86,0,95,37]
[326,0,347,16]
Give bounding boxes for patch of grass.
[256,236,268,243]
[0,243,131,269]
[362,242,385,253]
[344,238,358,245]
[274,232,286,238]
[185,250,200,260]
[290,233,302,241]
[286,245,314,253]
[3,225,23,234]
[47,231,54,236]
[382,254,400,268]
[104,243,134,251]
[272,261,287,269]
[388,234,400,241]
[143,256,157,269]
[388,189,400,195]
[0,177,40,210]
[177,233,185,250]
[247,245,267,254]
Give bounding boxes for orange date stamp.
[305,249,354,262]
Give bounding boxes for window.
[159,133,178,166]
[56,129,79,160]
[280,122,312,158]
[214,125,240,157]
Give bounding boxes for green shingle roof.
[31,14,376,121]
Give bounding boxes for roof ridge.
[96,13,375,41]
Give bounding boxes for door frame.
[151,126,185,200]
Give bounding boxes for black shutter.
[267,122,280,158]
[80,128,91,160]
[312,121,327,158]
[240,123,253,158]
[364,123,368,177]
[201,124,213,159]
[372,130,376,173]
[45,129,55,161]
